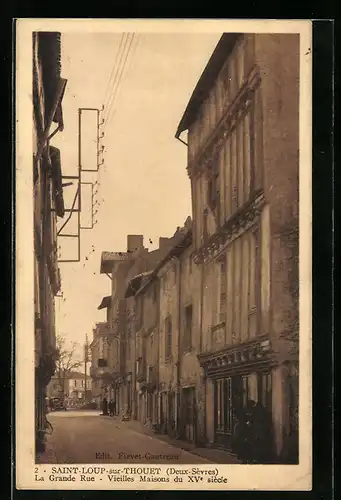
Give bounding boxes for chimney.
[127,235,144,254]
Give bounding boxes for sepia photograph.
[16,19,312,490]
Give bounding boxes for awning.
[125,271,153,298]
[97,296,112,310]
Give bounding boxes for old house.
[177,227,203,444]
[125,271,158,427]
[33,31,67,452]
[89,319,119,410]
[175,33,299,462]
[93,234,179,418]
[126,221,193,437]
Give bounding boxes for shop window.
[257,372,272,411]
[242,375,250,407]
[214,378,233,435]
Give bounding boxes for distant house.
[46,370,92,404]
[65,371,92,402]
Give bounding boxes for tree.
[55,335,82,399]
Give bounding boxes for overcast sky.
[52,31,221,362]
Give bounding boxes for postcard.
[15,18,312,491]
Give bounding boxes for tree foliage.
[55,335,82,397]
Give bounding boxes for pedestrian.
[251,402,274,463]
[102,396,108,416]
[232,407,250,462]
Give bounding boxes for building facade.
[65,372,92,407]
[175,33,299,462]
[90,234,180,417]
[125,221,195,439]
[33,31,67,453]
[46,371,92,407]
[90,33,299,464]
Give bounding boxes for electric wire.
[104,33,132,126]
[105,33,136,128]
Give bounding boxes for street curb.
[114,421,216,464]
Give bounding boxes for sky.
[52,31,221,362]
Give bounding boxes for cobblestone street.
[38,411,218,464]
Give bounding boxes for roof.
[49,146,65,218]
[68,371,85,379]
[100,251,129,274]
[175,33,241,137]
[97,296,112,310]
[38,31,65,130]
[135,229,193,297]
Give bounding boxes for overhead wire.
[106,33,142,129]
[104,33,132,126]
[105,33,136,128]
[81,33,142,272]
[102,32,127,112]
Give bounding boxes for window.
[152,282,157,303]
[207,156,220,211]
[225,227,261,345]
[215,378,233,435]
[217,258,227,324]
[74,380,77,387]
[136,296,144,330]
[183,304,193,350]
[258,372,272,411]
[242,376,250,407]
[165,316,172,359]
[248,229,260,338]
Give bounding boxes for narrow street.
[39,410,213,464]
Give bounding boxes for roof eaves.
[97,295,112,310]
[100,251,128,274]
[175,33,241,137]
[136,229,193,297]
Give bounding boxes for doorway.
[181,387,196,443]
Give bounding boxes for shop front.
[212,371,272,449]
[199,337,275,456]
